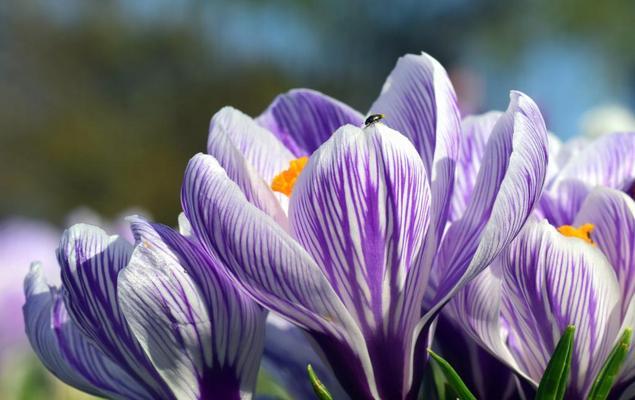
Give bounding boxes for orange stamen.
[271,156,309,196]
[557,223,595,245]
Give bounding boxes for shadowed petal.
[262,314,348,400]
[500,219,620,397]
[181,153,378,399]
[433,313,519,400]
[57,224,172,399]
[450,111,503,220]
[536,179,590,226]
[445,264,519,374]
[369,52,461,246]
[119,218,266,400]
[256,89,364,157]
[432,91,548,307]
[24,263,154,400]
[207,106,294,222]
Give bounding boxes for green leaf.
[307,364,334,400]
[587,328,633,400]
[427,349,477,400]
[536,325,575,400]
[256,368,293,400]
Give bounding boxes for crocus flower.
[182,52,548,398]
[24,218,266,399]
[448,188,635,398]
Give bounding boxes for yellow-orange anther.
[557,223,595,245]
[271,156,309,196]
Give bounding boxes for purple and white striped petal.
[24,263,153,400]
[432,91,548,307]
[207,106,294,222]
[575,188,635,319]
[256,89,364,157]
[369,52,461,246]
[57,224,172,399]
[574,189,635,390]
[289,122,430,398]
[500,219,620,397]
[181,154,378,399]
[444,264,518,373]
[450,111,503,220]
[289,122,430,335]
[119,218,266,400]
[555,132,635,190]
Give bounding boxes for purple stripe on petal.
[432,91,548,307]
[369,52,461,249]
[120,217,266,400]
[256,89,364,157]
[57,224,172,399]
[24,263,153,400]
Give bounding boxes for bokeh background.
[1,0,635,398]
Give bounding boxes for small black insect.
[364,113,384,127]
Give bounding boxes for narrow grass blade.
[427,349,477,400]
[587,328,632,400]
[307,364,333,400]
[536,325,575,400]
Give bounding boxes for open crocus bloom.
[24,220,266,400]
[182,52,548,399]
[448,187,635,398]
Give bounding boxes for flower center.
[557,223,595,245]
[271,156,309,196]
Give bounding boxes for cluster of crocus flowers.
[439,111,635,398]
[31,49,635,400]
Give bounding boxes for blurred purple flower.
[0,218,59,359]
[182,52,548,398]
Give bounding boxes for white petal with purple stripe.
[207,106,293,221]
[289,122,430,336]
[501,219,620,397]
[57,224,171,398]
[24,263,154,400]
[119,218,266,400]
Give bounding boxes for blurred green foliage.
[1,2,296,225]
